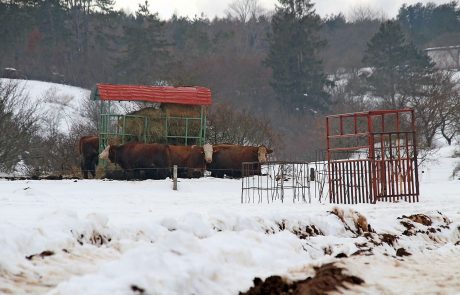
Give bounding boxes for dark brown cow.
[99,142,171,180]
[169,144,213,178]
[79,136,99,179]
[207,144,273,178]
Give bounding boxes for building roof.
[91,83,212,106]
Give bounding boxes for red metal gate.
[326,109,419,204]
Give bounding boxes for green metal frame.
[94,97,207,153]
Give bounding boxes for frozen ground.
[0,145,459,294]
[0,78,91,134]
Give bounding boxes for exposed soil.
[380,233,399,246]
[292,225,323,239]
[240,263,364,295]
[131,284,145,294]
[399,214,432,226]
[73,230,111,246]
[25,250,55,260]
[396,248,412,257]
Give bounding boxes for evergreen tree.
[398,2,460,46]
[115,1,171,84]
[265,0,329,112]
[362,20,434,108]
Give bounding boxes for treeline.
[1,0,460,170]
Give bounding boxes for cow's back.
[120,143,170,169]
[79,136,99,155]
[169,145,192,167]
[214,146,258,169]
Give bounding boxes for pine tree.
[362,20,435,108]
[265,0,329,112]
[398,2,460,46]
[115,1,171,84]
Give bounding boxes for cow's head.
[258,145,273,163]
[203,143,213,163]
[99,145,111,161]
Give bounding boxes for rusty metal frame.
[326,109,419,204]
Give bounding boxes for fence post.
[173,165,178,190]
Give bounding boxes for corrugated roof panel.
[93,83,212,105]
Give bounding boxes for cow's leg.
[90,170,95,178]
[132,169,141,180]
[216,170,225,178]
[81,159,89,179]
[157,168,166,180]
[90,157,98,178]
[188,168,200,178]
[235,170,242,178]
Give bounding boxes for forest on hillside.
[1,0,460,174]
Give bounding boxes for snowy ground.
[0,79,91,134]
[0,145,459,294]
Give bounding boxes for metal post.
[185,117,189,145]
[173,165,178,190]
[143,117,148,143]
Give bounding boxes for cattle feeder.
[90,83,212,153]
[326,109,420,204]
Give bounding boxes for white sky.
[114,0,454,19]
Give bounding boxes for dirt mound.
[399,214,432,226]
[240,263,364,295]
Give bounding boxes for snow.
[0,145,459,294]
[0,79,459,294]
[0,78,91,134]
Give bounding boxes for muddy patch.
[292,225,323,239]
[240,263,364,295]
[398,212,452,239]
[131,284,145,294]
[25,250,55,260]
[73,230,111,246]
[396,248,412,257]
[263,220,324,239]
[399,214,432,226]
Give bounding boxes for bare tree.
[207,103,279,149]
[226,0,265,23]
[347,5,387,23]
[26,97,97,177]
[0,80,40,173]
[409,71,460,148]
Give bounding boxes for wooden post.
[173,165,178,190]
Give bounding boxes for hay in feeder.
[119,104,205,144]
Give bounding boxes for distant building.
[425,45,460,70]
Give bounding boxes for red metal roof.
[93,83,212,105]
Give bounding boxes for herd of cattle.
[79,135,273,180]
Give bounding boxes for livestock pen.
[90,83,212,177]
[91,83,212,150]
[241,109,420,204]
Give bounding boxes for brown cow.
[207,144,273,178]
[99,142,171,180]
[169,144,213,178]
[79,136,99,179]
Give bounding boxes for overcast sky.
[114,0,453,19]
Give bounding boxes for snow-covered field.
[0,78,91,134]
[0,144,459,294]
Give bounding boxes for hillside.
[0,78,91,134]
